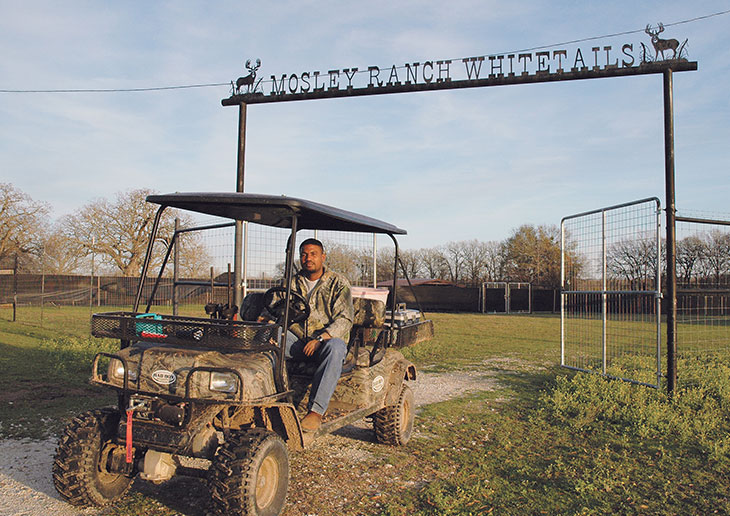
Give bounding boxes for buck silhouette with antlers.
[645,23,679,60]
[232,58,262,95]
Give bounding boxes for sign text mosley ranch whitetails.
[223,33,694,105]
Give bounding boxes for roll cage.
[134,192,412,394]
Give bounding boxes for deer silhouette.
[645,23,679,60]
[234,59,261,94]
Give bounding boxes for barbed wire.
[1,8,728,95]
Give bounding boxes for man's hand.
[303,332,330,357]
[303,338,321,357]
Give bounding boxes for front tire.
[208,428,289,516]
[374,384,415,446]
[52,408,134,506]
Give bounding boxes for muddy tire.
[374,384,414,445]
[208,428,289,516]
[52,408,134,506]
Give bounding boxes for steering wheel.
[262,286,310,325]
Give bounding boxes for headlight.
[109,358,137,381]
[209,372,238,393]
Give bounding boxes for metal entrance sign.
[223,41,696,105]
[221,26,698,394]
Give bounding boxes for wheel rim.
[400,395,411,435]
[256,455,279,509]
[96,441,123,483]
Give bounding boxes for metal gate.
[480,282,531,313]
[561,198,662,388]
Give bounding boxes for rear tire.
[208,428,289,516]
[374,384,414,445]
[52,408,134,506]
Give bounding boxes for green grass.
[1,307,729,514]
[402,313,559,371]
[373,359,730,515]
[0,310,118,438]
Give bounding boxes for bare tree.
[0,183,50,267]
[676,235,705,287]
[35,225,90,274]
[416,247,448,280]
[482,241,507,282]
[440,242,468,283]
[398,248,421,279]
[376,247,395,283]
[606,236,658,290]
[460,240,486,285]
[700,230,730,287]
[320,241,372,285]
[60,189,208,277]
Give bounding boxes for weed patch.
[375,363,730,515]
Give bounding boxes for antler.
[657,22,665,34]
[645,24,653,35]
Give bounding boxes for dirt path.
[0,369,501,516]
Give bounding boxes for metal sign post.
[233,103,247,309]
[663,69,678,393]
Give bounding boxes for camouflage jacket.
[289,268,353,343]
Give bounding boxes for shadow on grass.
[108,476,210,516]
[0,341,115,438]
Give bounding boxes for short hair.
[299,238,324,253]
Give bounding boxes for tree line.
[3,182,727,289]
[2,182,571,287]
[372,225,565,288]
[0,183,209,277]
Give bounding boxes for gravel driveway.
[0,369,500,516]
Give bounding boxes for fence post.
[89,236,95,316]
[602,209,607,375]
[243,221,249,299]
[40,248,45,328]
[372,233,377,288]
[13,254,18,321]
[173,218,179,316]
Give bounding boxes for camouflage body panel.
[103,343,278,402]
[289,349,414,415]
[352,297,386,327]
[226,404,305,451]
[115,397,304,455]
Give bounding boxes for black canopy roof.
[146,192,407,235]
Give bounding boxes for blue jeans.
[286,332,347,415]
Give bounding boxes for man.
[285,238,353,432]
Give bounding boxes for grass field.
[1,308,729,514]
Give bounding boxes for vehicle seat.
[240,292,265,322]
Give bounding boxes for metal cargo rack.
[91,312,279,350]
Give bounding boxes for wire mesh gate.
[561,198,662,388]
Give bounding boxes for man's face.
[300,244,326,278]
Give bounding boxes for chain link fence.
[0,220,383,327]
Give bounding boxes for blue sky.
[1,1,728,249]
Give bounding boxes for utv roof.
[146,192,407,235]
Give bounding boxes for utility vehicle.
[52,192,433,516]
